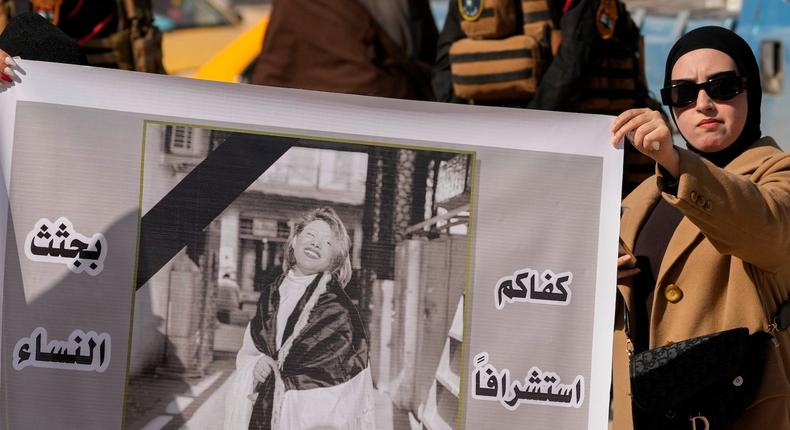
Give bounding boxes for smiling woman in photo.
[224,207,374,430]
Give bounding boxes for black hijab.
[664,26,762,167]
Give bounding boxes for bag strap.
[771,300,790,332]
[121,0,135,18]
[120,0,155,35]
[366,6,434,100]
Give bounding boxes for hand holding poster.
[0,60,622,429]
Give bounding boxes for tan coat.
[613,137,790,430]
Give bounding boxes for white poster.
[0,60,622,430]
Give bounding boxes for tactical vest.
[565,1,647,116]
[450,0,551,101]
[450,0,646,115]
[0,0,163,73]
[450,0,654,197]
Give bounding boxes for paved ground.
[125,347,405,430]
[125,351,237,430]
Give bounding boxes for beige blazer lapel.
[654,217,702,289]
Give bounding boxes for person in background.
[248,0,437,100]
[224,207,374,430]
[0,0,162,72]
[611,26,790,430]
[434,0,655,197]
[0,10,86,86]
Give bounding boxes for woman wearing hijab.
[610,26,790,430]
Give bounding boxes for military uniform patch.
[596,0,618,40]
[459,0,484,21]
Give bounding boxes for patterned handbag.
[630,327,771,430]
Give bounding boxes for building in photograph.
[126,124,473,429]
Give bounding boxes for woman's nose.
[695,88,716,112]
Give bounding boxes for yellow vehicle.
[154,0,269,81]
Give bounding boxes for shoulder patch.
[459,0,484,21]
[596,0,619,40]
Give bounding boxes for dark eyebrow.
[707,70,738,80]
[670,70,739,86]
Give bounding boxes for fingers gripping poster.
[0,61,622,430]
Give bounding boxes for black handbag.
[630,327,771,430]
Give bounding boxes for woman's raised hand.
[253,354,274,384]
[611,108,680,177]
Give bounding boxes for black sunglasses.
[660,73,747,107]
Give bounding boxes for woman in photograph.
[610,26,790,429]
[225,207,374,430]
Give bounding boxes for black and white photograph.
[123,123,475,429]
